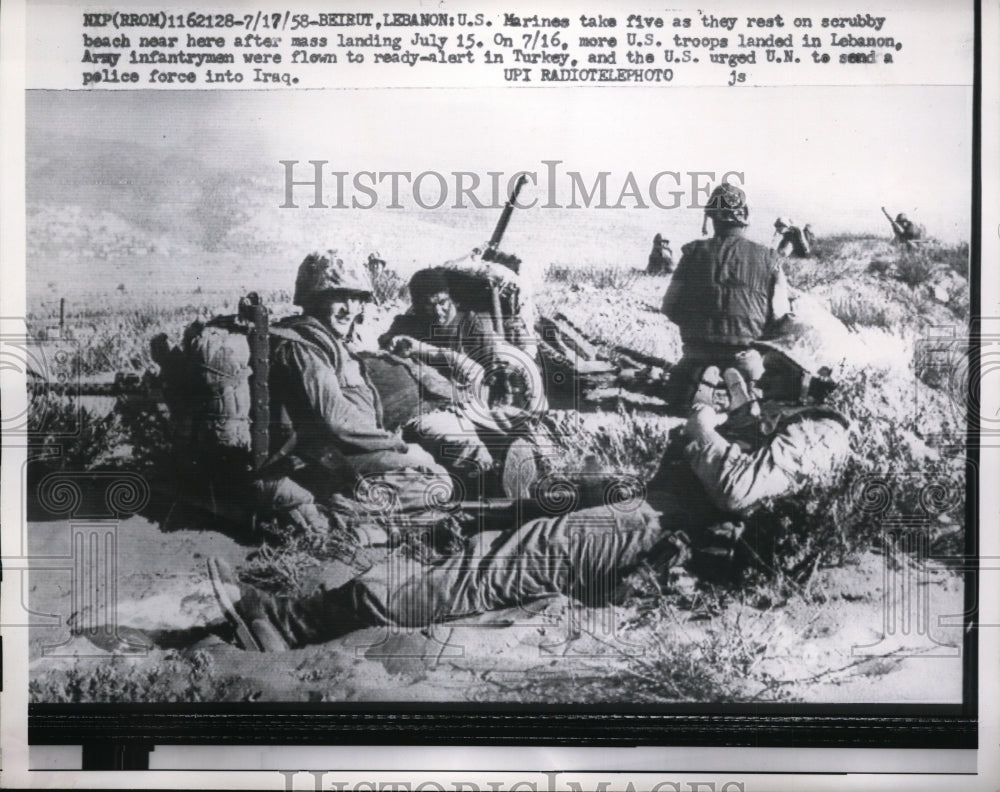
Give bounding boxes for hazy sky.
[29,85,973,250]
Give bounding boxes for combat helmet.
[895,212,908,224]
[774,217,792,230]
[703,183,749,233]
[293,249,373,306]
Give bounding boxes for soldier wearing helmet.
[773,217,812,258]
[254,250,452,532]
[882,207,925,245]
[646,233,675,274]
[892,212,922,243]
[661,183,793,412]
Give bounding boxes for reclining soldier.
[380,267,546,413]
[253,251,454,532]
[377,267,547,497]
[381,268,500,368]
[209,358,849,651]
[662,183,793,412]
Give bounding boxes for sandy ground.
[28,511,965,705]
[25,255,970,705]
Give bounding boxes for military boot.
[690,365,724,410]
[207,558,367,651]
[689,521,747,583]
[207,558,290,652]
[500,437,540,500]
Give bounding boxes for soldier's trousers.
[404,408,500,475]
[666,343,754,413]
[251,413,850,647]
[256,443,453,520]
[249,501,674,647]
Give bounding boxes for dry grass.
[826,293,898,331]
[544,263,639,290]
[29,650,251,703]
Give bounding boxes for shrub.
[540,407,673,481]
[934,242,970,279]
[742,366,965,586]
[370,266,409,305]
[544,264,638,291]
[29,650,250,703]
[895,249,937,288]
[28,392,121,473]
[827,294,896,330]
[489,594,792,703]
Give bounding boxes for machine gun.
[481,173,528,272]
[881,206,904,240]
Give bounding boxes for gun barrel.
[487,174,528,251]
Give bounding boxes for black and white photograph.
[1,0,996,786]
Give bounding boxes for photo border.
[13,0,986,766]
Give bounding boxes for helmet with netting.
[294,250,373,306]
[704,183,749,226]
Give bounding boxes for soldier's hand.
[684,404,726,442]
[409,340,434,358]
[390,335,417,356]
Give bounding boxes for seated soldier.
[661,184,793,413]
[380,267,499,367]
[208,361,849,651]
[646,233,675,274]
[253,250,453,532]
[892,213,924,244]
[380,267,546,413]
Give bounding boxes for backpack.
[183,316,254,455]
[153,295,271,475]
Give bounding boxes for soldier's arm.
[660,247,693,322]
[411,341,487,388]
[467,311,503,362]
[281,343,406,454]
[766,261,793,330]
[683,416,849,515]
[378,314,413,349]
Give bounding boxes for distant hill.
[27,133,264,255]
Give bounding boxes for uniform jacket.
[662,228,790,347]
[379,309,499,363]
[268,314,405,467]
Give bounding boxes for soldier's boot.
[722,365,762,437]
[684,403,728,445]
[501,437,539,500]
[689,521,747,582]
[208,557,370,651]
[733,349,765,395]
[207,558,289,652]
[690,365,723,410]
